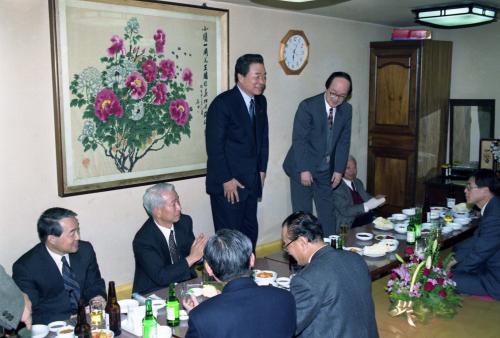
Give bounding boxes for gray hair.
[143,182,176,216]
[204,229,253,282]
[348,154,357,165]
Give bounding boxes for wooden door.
[367,43,419,215]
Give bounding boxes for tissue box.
[391,29,432,40]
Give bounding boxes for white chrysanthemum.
[105,61,136,88]
[77,67,102,99]
[78,120,96,142]
[126,17,140,35]
[130,101,145,121]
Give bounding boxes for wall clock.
[279,30,310,75]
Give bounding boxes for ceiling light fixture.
[413,3,497,28]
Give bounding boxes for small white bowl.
[323,237,331,244]
[402,208,416,216]
[276,277,291,288]
[380,239,399,252]
[421,222,433,230]
[455,218,471,226]
[442,226,453,234]
[254,270,277,285]
[31,324,49,338]
[48,321,67,333]
[394,224,407,234]
[91,329,114,338]
[391,213,407,221]
[356,232,374,241]
[57,325,75,338]
[449,222,462,230]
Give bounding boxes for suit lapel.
[233,87,256,147]
[39,244,65,287]
[147,218,172,264]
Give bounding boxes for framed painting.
[479,138,500,170]
[49,0,229,196]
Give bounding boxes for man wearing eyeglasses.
[281,212,378,338]
[451,169,500,300]
[283,72,353,236]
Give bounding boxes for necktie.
[168,230,181,264]
[249,99,255,122]
[351,181,357,192]
[61,256,80,313]
[328,107,334,129]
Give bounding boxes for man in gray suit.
[282,212,378,338]
[0,265,31,330]
[332,155,385,230]
[283,72,352,236]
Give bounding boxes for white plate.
[356,232,374,241]
[449,222,462,230]
[374,234,396,241]
[402,208,416,216]
[48,321,67,333]
[394,224,407,234]
[343,246,363,255]
[117,299,139,314]
[380,239,399,252]
[363,250,386,258]
[391,213,407,221]
[373,222,394,231]
[442,226,453,234]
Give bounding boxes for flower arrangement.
[386,229,462,326]
[70,17,193,173]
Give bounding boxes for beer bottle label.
[407,231,415,243]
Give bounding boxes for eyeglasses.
[328,90,348,100]
[283,238,298,252]
[465,183,479,191]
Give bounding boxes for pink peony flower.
[152,83,168,105]
[107,35,125,56]
[94,89,123,122]
[154,29,166,54]
[422,268,431,276]
[181,68,193,87]
[424,281,435,292]
[169,99,190,126]
[159,59,175,80]
[405,247,414,256]
[438,289,447,298]
[125,72,147,100]
[141,59,157,82]
[390,272,398,279]
[436,277,445,285]
[437,261,443,268]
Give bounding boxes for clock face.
[284,34,307,71]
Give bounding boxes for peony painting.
[50,0,228,195]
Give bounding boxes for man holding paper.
[332,155,385,230]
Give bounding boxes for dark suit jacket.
[132,215,196,294]
[332,178,373,229]
[186,277,296,338]
[453,196,500,299]
[290,246,378,338]
[205,86,269,198]
[283,93,352,180]
[12,241,106,325]
[0,265,24,330]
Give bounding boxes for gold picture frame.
[49,0,229,196]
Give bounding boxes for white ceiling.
[214,0,500,27]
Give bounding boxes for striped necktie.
[169,230,181,264]
[249,98,255,122]
[61,256,80,313]
[328,107,334,129]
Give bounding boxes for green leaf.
[70,98,79,107]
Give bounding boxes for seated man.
[282,212,378,338]
[13,208,106,324]
[133,183,207,294]
[332,155,385,230]
[452,169,500,300]
[0,264,32,330]
[183,229,296,338]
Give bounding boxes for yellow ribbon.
[389,300,417,327]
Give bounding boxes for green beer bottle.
[166,283,180,327]
[406,216,416,245]
[414,208,422,239]
[143,298,157,338]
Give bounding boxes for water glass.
[89,298,105,330]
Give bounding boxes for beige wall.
[433,21,500,137]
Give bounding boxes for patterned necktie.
[351,181,357,192]
[249,99,255,123]
[168,230,181,264]
[328,107,334,129]
[61,256,80,313]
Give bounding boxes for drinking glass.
[89,298,105,330]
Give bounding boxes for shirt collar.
[481,199,490,216]
[237,85,253,109]
[308,244,327,263]
[323,95,335,115]
[45,245,69,274]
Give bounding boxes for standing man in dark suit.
[332,155,385,230]
[205,54,269,249]
[282,212,378,338]
[452,169,500,299]
[133,183,207,294]
[0,265,32,330]
[283,72,352,236]
[182,229,296,338]
[12,208,106,325]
